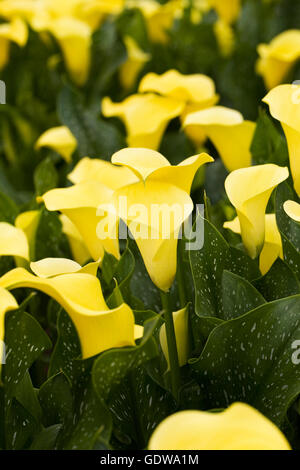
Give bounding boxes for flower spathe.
[111,148,213,291]
[36,126,77,163]
[257,30,300,90]
[209,0,241,24]
[148,402,291,450]
[284,200,300,222]
[0,17,28,69]
[183,106,256,171]
[0,259,138,359]
[225,164,289,259]
[224,214,283,275]
[160,305,189,369]
[102,93,185,150]
[0,222,29,261]
[263,84,300,197]
[59,214,91,266]
[119,36,150,90]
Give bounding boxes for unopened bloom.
[225,164,289,259]
[184,106,256,171]
[224,214,283,275]
[160,305,189,368]
[263,84,300,197]
[257,30,300,89]
[0,259,139,359]
[102,94,184,150]
[36,126,77,163]
[148,402,291,450]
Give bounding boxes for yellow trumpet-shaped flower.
[209,0,241,24]
[224,214,283,275]
[263,84,300,197]
[0,287,18,368]
[59,214,91,266]
[160,305,189,368]
[225,164,289,259]
[148,402,291,450]
[257,30,300,90]
[0,17,28,69]
[0,261,137,359]
[111,148,213,291]
[102,94,185,150]
[49,17,92,86]
[0,222,29,261]
[119,36,150,90]
[183,106,256,171]
[40,180,120,262]
[36,126,77,163]
[68,156,139,189]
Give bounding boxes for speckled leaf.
[39,373,73,428]
[222,270,266,320]
[35,209,71,261]
[254,258,300,301]
[5,398,38,449]
[191,295,300,426]
[29,425,62,450]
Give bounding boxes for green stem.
[160,290,181,400]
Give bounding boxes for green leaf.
[29,425,62,450]
[34,157,58,196]
[34,209,71,260]
[222,270,266,320]
[254,258,300,301]
[191,295,300,427]
[0,190,19,223]
[39,373,73,428]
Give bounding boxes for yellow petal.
[0,267,135,359]
[0,17,28,46]
[148,402,291,450]
[160,306,189,368]
[214,19,235,57]
[111,148,170,181]
[15,210,41,263]
[0,222,29,260]
[30,258,82,278]
[68,157,139,189]
[225,165,289,259]
[263,84,300,196]
[114,180,193,291]
[50,18,92,86]
[41,181,120,261]
[119,36,150,90]
[139,69,218,105]
[102,94,184,150]
[210,0,241,24]
[0,287,18,368]
[284,200,300,222]
[59,214,91,265]
[257,30,300,89]
[183,106,256,171]
[36,126,77,163]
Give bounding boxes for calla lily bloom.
[102,94,184,150]
[284,200,300,222]
[0,261,138,359]
[148,402,291,450]
[49,17,92,86]
[40,181,120,262]
[209,0,241,24]
[0,287,18,369]
[183,106,256,171]
[119,36,150,90]
[15,210,41,262]
[0,17,28,69]
[0,222,29,261]
[59,214,91,266]
[257,30,300,90]
[112,148,213,291]
[263,84,300,197]
[160,305,189,368]
[225,164,289,259]
[224,214,283,275]
[68,156,139,189]
[36,126,77,163]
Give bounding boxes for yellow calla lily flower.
[257,30,300,90]
[40,181,120,262]
[160,305,189,368]
[0,264,137,359]
[111,148,213,291]
[36,126,77,163]
[0,287,18,369]
[30,257,99,278]
[225,164,289,259]
[224,214,283,275]
[102,94,184,150]
[0,222,29,261]
[263,84,300,197]
[49,17,92,86]
[119,36,150,90]
[284,200,300,223]
[59,214,91,265]
[68,156,139,189]
[0,17,28,69]
[183,106,256,171]
[15,210,41,263]
[148,402,291,450]
[209,0,241,24]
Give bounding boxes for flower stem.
[160,290,181,400]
